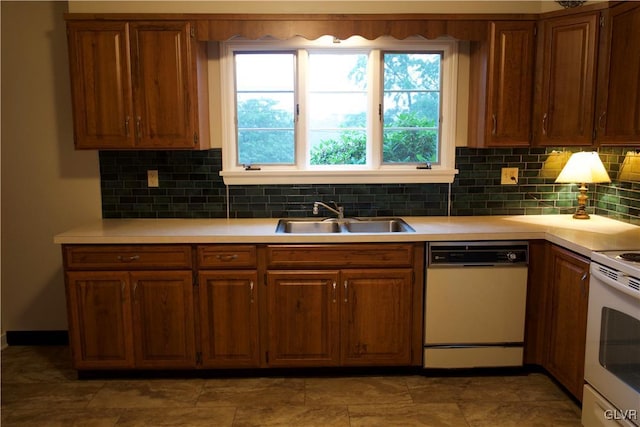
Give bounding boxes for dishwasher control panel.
[428,241,529,266]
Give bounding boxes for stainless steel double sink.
[275,217,415,234]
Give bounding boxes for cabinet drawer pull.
[136,116,142,139]
[580,272,588,297]
[542,113,548,135]
[598,111,606,130]
[125,116,130,136]
[332,281,337,303]
[117,255,140,262]
[249,281,254,303]
[344,280,348,303]
[491,114,497,135]
[216,254,238,262]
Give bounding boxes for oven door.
[585,263,640,425]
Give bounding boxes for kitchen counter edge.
[53,215,640,258]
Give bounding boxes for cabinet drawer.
[266,244,414,268]
[197,245,257,269]
[64,245,193,270]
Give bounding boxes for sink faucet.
[313,201,344,220]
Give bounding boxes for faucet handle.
[312,202,320,215]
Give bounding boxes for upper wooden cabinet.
[66,20,209,150]
[534,12,599,146]
[468,21,536,148]
[595,2,640,145]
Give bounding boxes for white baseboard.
[1,332,8,350]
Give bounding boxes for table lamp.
[555,151,611,219]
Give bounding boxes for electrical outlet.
[501,167,519,185]
[147,170,159,187]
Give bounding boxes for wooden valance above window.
[194,14,503,41]
[66,13,541,42]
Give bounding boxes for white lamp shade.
[555,151,611,184]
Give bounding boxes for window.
[220,36,459,184]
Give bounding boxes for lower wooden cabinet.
[62,242,424,370]
[266,269,415,367]
[267,271,340,367]
[265,243,423,368]
[66,270,195,369]
[66,271,135,369]
[130,271,196,369]
[198,270,260,368]
[545,245,590,401]
[341,269,413,366]
[524,241,590,402]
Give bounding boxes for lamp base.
[572,211,590,219]
[573,183,590,219]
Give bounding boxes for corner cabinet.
[534,12,599,146]
[545,244,590,402]
[66,20,209,150]
[468,21,536,147]
[63,245,196,370]
[595,2,640,145]
[264,244,423,368]
[525,242,589,402]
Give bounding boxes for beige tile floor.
[1,346,583,426]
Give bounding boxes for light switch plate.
[501,167,519,185]
[147,170,159,187]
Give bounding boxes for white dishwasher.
[424,241,529,369]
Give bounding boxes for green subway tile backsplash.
[99,146,640,225]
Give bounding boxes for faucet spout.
[313,201,344,220]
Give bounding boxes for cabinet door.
[341,269,413,366]
[595,3,640,145]
[469,21,535,147]
[488,21,535,147]
[66,21,134,149]
[129,21,196,149]
[66,271,134,369]
[536,13,598,146]
[130,271,196,368]
[266,271,340,367]
[198,271,260,368]
[545,246,589,401]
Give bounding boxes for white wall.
[1,1,102,332]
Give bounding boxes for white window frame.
[219,36,459,185]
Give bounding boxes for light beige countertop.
[54,215,640,258]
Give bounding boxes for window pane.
[308,53,368,166]
[235,53,295,165]
[382,52,442,164]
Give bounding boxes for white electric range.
[583,250,640,427]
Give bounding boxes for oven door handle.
[591,267,640,301]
